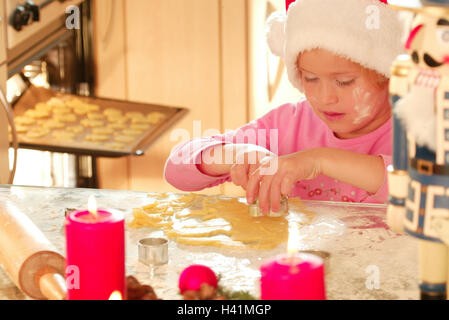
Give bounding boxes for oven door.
[6,0,83,75]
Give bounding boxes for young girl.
[164,0,405,214]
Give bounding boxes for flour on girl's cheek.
[352,87,373,125]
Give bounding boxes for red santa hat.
[266,0,405,92]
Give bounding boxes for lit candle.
[260,224,326,300]
[65,195,126,300]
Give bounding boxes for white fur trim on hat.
[266,0,405,92]
[266,11,287,58]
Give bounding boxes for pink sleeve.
[164,117,274,191]
[361,154,391,204]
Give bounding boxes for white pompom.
[265,11,287,58]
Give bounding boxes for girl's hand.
[229,144,275,191]
[246,149,323,214]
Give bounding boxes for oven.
[0,0,92,187]
[0,0,187,188]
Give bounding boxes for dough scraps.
[127,193,315,250]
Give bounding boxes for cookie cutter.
[248,197,288,217]
[138,238,169,266]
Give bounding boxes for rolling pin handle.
[38,273,67,300]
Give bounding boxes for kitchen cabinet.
[93,0,301,196]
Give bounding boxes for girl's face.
[297,49,391,139]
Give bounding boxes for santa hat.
[266,0,405,92]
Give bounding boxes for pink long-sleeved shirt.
[164,99,392,204]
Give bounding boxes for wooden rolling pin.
[0,201,67,300]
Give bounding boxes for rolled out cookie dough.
[128,193,315,250]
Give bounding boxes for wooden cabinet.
[93,0,300,196]
[0,1,6,64]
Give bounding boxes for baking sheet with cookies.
[11,86,188,157]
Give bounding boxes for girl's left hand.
[246,149,324,214]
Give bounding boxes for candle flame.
[287,223,300,257]
[108,291,123,300]
[88,195,98,218]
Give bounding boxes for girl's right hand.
[228,144,275,193]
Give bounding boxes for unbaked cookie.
[120,129,143,136]
[15,125,29,134]
[87,112,105,120]
[104,142,125,150]
[92,127,114,135]
[108,122,127,130]
[52,130,75,142]
[73,106,89,115]
[46,97,65,109]
[103,108,122,117]
[15,116,36,126]
[65,98,84,108]
[130,117,151,124]
[86,104,100,112]
[85,134,110,142]
[114,135,135,143]
[54,113,77,123]
[26,128,49,139]
[25,109,51,119]
[81,119,104,128]
[66,125,84,134]
[52,107,72,115]
[126,111,144,119]
[147,112,166,124]
[42,119,65,129]
[35,103,52,113]
[107,115,128,124]
[130,123,151,131]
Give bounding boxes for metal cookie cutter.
[138,238,169,266]
[248,197,289,217]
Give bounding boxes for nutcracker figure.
[388,0,449,300]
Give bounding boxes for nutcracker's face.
[407,12,449,73]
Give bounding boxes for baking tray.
[11,86,188,157]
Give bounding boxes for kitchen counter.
[0,185,419,300]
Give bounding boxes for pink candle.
[65,208,125,300]
[260,252,326,300]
